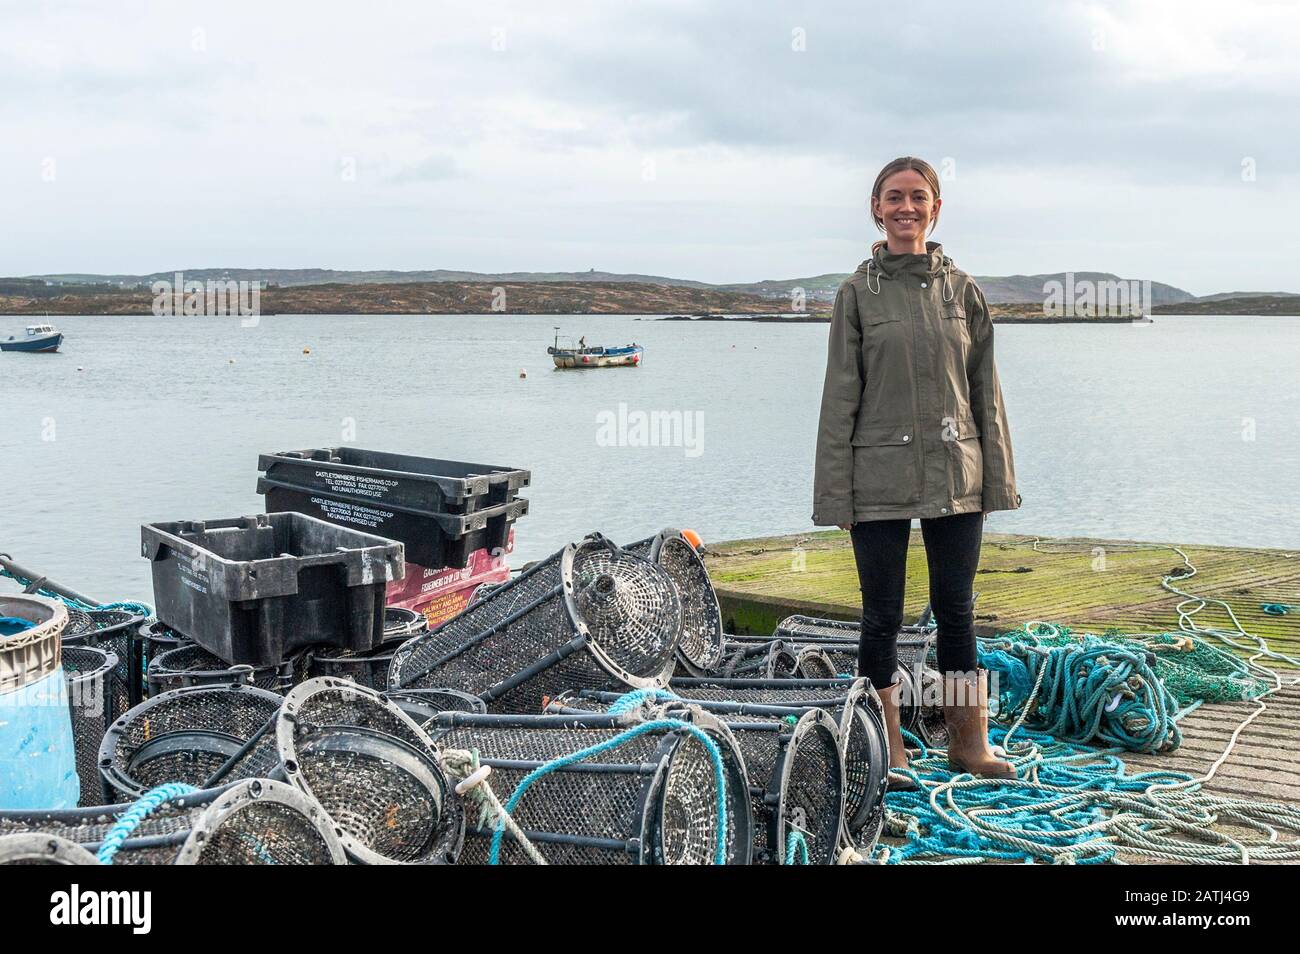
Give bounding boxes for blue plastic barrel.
[0,596,81,809]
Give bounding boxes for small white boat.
[2,323,63,353]
[547,330,643,369]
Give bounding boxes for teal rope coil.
[880,725,1192,864]
[96,782,197,865]
[977,633,1181,753]
[489,716,730,865]
[1261,603,1292,616]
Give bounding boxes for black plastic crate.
[258,482,528,569]
[257,447,530,514]
[140,512,404,668]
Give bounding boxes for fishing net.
[987,623,1269,706]
[148,642,307,695]
[0,780,346,865]
[99,684,284,799]
[388,534,683,712]
[62,645,120,806]
[275,677,464,865]
[0,832,99,865]
[433,708,752,865]
[624,529,725,674]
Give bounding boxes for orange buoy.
[680,528,703,549]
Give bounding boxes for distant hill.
[15,267,1201,305]
[1187,290,1300,303]
[10,267,1294,312]
[1151,295,1300,316]
[0,280,797,317]
[18,268,717,291]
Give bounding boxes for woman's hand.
[838,523,853,531]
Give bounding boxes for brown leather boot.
[878,679,916,791]
[942,671,1015,778]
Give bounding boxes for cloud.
[0,0,1297,293]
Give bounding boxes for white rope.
[440,747,548,865]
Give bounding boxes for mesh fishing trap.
[0,779,346,865]
[99,684,285,800]
[682,680,887,849]
[147,642,307,695]
[141,621,189,665]
[62,645,121,806]
[432,707,752,865]
[548,691,846,864]
[713,639,799,679]
[307,638,407,691]
[388,534,683,712]
[274,677,465,865]
[64,609,146,714]
[575,677,887,849]
[623,529,726,674]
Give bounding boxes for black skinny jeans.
[850,511,983,689]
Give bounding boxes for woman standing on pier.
[812,156,1022,788]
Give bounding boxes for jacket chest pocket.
[941,304,970,345]
[851,422,921,508]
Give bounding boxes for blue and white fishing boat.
[547,330,643,369]
[1,323,63,353]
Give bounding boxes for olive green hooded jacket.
[812,241,1022,526]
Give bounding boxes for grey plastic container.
[256,446,530,568]
[258,446,530,514]
[140,512,405,667]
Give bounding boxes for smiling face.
[872,169,941,254]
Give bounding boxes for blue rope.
[606,687,680,715]
[0,566,152,618]
[489,716,730,865]
[977,637,1181,753]
[879,724,1194,864]
[96,782,197,865]
[1261,602,1292,616]
[784,829,809,865]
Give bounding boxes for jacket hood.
[855,240,951,279]
[855,241,956,297]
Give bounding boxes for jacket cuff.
[812,500,853,527]
[982,489,1022,511]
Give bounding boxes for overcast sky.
[3,0,1297,294]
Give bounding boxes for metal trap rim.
[767,707,845,865]
[275,677,461,865]
[0,832,99,865]
[98,683,284,799]
[174,777,346,865]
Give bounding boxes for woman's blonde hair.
[870,156,942,234]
